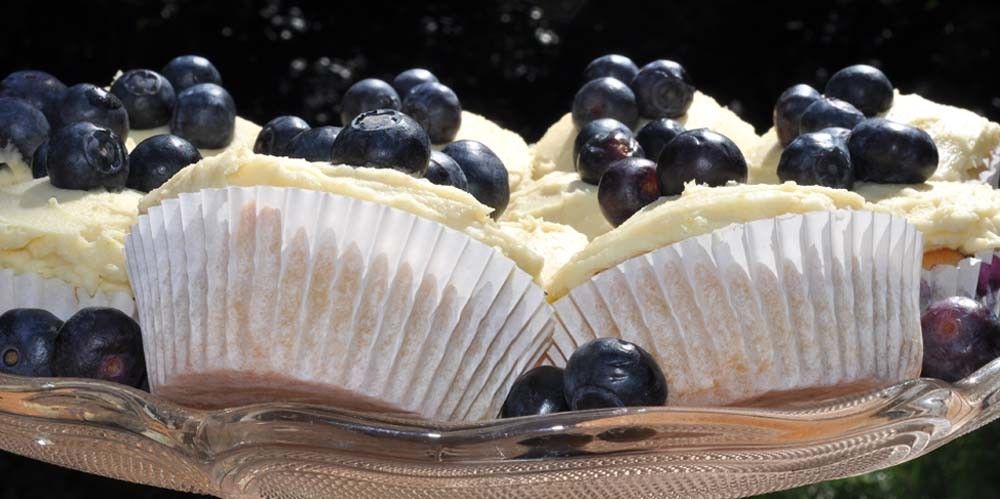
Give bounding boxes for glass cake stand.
[2,357,999,499]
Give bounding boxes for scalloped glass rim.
[2,357,1000,498]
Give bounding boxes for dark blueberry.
[825,64,894,117]
[161,55,223,93]
[777,132,854,189]
[564,338,667,410]
[630,60,695,119]
[598,157,661,227]
[391,68,438,98]
[57,83,130,139]
[401,82,462,144]
[47,122,129,191]
[0,70,67,124]
[286,126,341,162]
[572,118,632,165]
[575,129,644,185]
[571,77,639,129]
[799,97,865,135]
[0,96,50,165]
[331,109,429,174]
[657,128,748,196]
[921,296,1000,382]
[126,134,202,192]
[773,84,822,147]
[500,366,569,418]
[819,126,852,142]
[584,54,639,84]
[441,140,509,219]
[31,139,49,178]
[0,309,63,377]
[636,118,685,162]
[52,307,146,387]
[340,78,401,126]
[849,118,938,184]
[170,83,236,149]
[425,150,468,190]
[254,115,311,156]
[110,69,176,129]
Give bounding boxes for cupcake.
[127,115,553,421]
[546,182,924,406]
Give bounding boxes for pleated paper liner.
[125,186,553,422]
[550,210,923,407]
[922,249,1000,315]
[0,269,134,320]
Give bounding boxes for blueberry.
[777,131,854,189]
[575,129,644,185]
[571,77,639,129]
[798,96,865,135]
[598,157,661,227]
[848,118,938,184]
[636,118,685,162]
[286,126,341,162]
[31,139,49,178]
[657,129,747,196]
[0,96,50,165]
[57,83,130,139]
[52,307,146,387]
[254,115,311,156]
[773,84,822,147]
[47,122,129,191]
[391,68,438,98]
[110,69,176,129]
[401,82,462,144]
[563,338,667,410]
[340,78,401,126]
[584,54,639,84]
[573,118,632,165]
[170,83,236,149]
[630,60,695,119]
[126,134,202,192]
[500,365,569,418]
[425,150,468,190]
[0,309,63,377]
[330,109,429,174]
[825,64,893,117]
[441,140,509,219]
[0,70,67,125]
[921,296,1000,382]
[161,55,223,93]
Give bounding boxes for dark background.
[2,0,999,497]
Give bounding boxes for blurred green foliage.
[763,421,1000,499]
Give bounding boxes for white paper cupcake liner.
[125,186,552,422]
[0,269,134,320]
[976,146,1000,188]
[922,249,1000,315]
[551,210,923,407]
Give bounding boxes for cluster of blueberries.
[500,337,667,418]
[0,55,237,193]
[0,307,147,390]
[568,54,749,227]
[253,68,510,218]
[774,64,939,189]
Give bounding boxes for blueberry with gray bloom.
[127,134,202,192]
[584,54,639,84]
[331,109,430,174]
[441,140,509,219]
[254,115,311,156]
[777,131,854,189]
[825,64,893,117]
[58,83,130,139]
[401,82,462,144]
[170,83,236,149]
[340,79,401,126]
[630,59,695,119]
[564,338,667,410]
[798,96,864,135]
[773,84,822,147]
[392,68,439,98]
[0,96,50,166]
[0,70,67,124]
[636,118,685,162]
[110,69,176,129]
[425,150,468,190]
[286,126,341,162]
[46,122,129,191]
[161,55,223,93]
[571,77,639,129]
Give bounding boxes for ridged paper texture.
[125,186,551,422]
[0,269,134,320]
[551,210,923,407]
[922,250,1000,315]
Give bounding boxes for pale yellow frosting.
[498,215,587,287]
[750,91,1000,184]
[0,179,142,295]
[502,171,612,240]
[442,111,532,191]
[0,145,32,187]
[530,91,760,180]
[546,182,867,300]
[140,149,544,279]
[859,181,1000,254]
